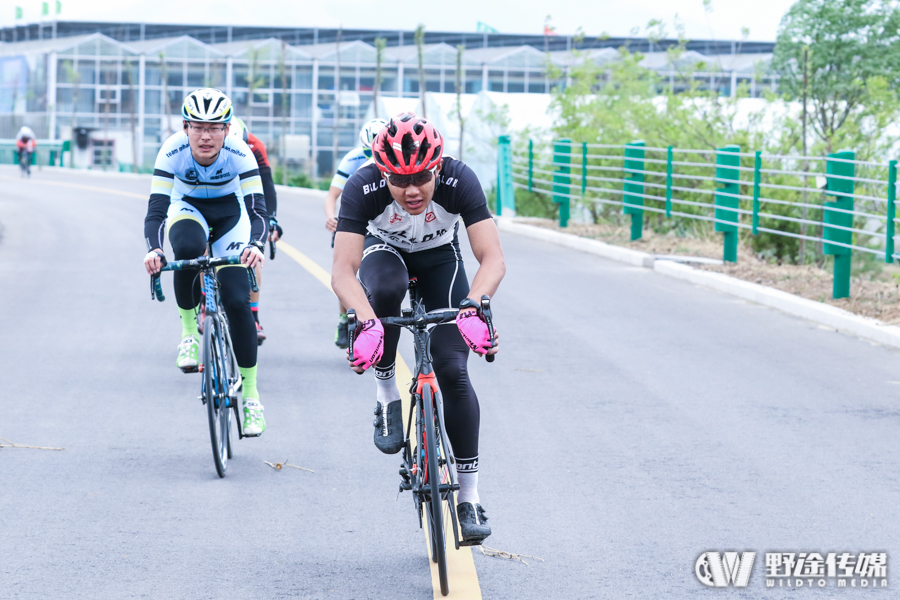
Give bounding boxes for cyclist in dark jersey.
[331,113,505,545]
[228,118,283,344]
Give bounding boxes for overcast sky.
[6,0,798,42]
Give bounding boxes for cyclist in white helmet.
[324,118,387,348]
[143,88,269,436]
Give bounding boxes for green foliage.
[524,11,900,263]
[272,166,329,190]
[772,0,900,153]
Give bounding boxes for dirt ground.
[516,217,900,325]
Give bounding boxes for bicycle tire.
[204,315,230,478]
[422,383,449,596]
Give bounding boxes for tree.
[278,41,289,186]
[374,37,386,118]
[772,0,900,154]
[456,44,465,161]
[415,24,426,118]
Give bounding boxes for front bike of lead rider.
[348,282,496,596]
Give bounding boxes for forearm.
[466,251,506,303]
[244,192,269,243]
[324,188,341,220]
[332,267,376,321]
[259,165,278,216]
[143,194,170,251]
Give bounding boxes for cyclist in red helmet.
[331,112,506,545]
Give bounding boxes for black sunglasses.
[384,167,437,189]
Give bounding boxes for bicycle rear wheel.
[422,383,449,596]
[203,315,230,478]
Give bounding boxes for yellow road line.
[0,175,146,199]
[278,240,482,599]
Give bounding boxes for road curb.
[495,216,654,268]
[497,216,900,349]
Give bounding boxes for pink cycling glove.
[456,310,491,355]
[351,318,385,370]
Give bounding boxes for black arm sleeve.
[244,192,268,244]
[259,165,278,217]
[143,193,170,251]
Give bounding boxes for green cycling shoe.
[242,398,266,436]
[176,335,200,372]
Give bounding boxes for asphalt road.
[2,164,899,599]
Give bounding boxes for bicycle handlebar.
[347,295,497,364]
[150,254,256,302]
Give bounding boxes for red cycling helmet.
[372,112,443,174]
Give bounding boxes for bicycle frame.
[150,253,258,439]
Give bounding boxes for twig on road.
[264,459,314,473]
[478,545,544,565]
[0,437,65,451]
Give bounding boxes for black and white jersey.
[336,158,492,252]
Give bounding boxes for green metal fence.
[497,136,900,300]
[0,140,70,168]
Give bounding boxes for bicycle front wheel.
[203,315,230,478]
[422,383,449,596]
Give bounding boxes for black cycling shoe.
[457,502,491,546]
[373,400,404,454]
[335,319,350,349]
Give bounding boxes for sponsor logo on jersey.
[441,175,460,187]
[224,145,247,158]
[210,168,232,180]
[165,142,190,158]
[425,212,436,223]
[185,168,199,182]
[179,207,195,212]
[389,214,402,224]
[226,241,243,251]
[362,179,387,195]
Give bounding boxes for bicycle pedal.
[399,481,411,492]
[459,539,485,547]
[180,365,199,374]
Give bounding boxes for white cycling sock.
[456,470,479,505]
[374,363,399,406]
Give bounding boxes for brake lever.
[481,295,495,363]
[347,309,359,374]
[151,254,167,302]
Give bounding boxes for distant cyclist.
[16,126,37,176]
[331,113,505,545]
[324,118,387,348]
[142,89,269,436]
[228,117,283,344]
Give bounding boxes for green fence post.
[887,160,896,264]
[623,141,645,240]
[752,151,761,235]
[824,150,855,299]
[553,139,571,228]
[581,142,587,196]
[61,140,71,168]
[715,145,741,262]
[495,135,515,216]
[665,146,673,217]
[528,139,533,191]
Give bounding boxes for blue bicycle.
[150,254,259,477]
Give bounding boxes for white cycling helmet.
[182,88,233,123]
[228,117,250,143]
[359,118,387,150]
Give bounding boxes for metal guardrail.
[496,136,899,299]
